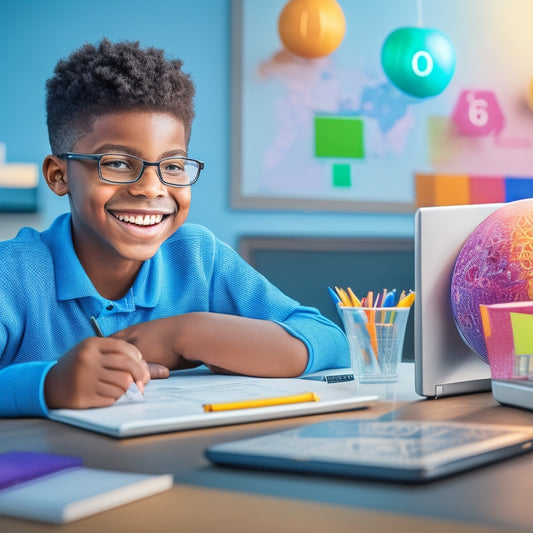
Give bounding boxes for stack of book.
[0,451,173,524]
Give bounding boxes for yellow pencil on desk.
[203,392,320,412]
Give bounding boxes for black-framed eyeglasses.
[57,152,204,187]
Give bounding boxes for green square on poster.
[333,164,351,187]
[314,116,364,158]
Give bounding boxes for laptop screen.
[414,204,502,397]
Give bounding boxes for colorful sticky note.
[415,173,470,207]
[332,164,351,187]
[479,304,491,338]
[470,175,505,204]
[481,302,533,379]
[510,312,533,355]
[314,116,364,159]
[434,173,470,206]
[505,176,533,202]
[415,173,435,207]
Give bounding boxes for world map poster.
[231,0,533,212]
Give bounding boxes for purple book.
[0,451,82,490]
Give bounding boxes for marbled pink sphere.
[451,199,533,362]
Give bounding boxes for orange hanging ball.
[278,0,346,59]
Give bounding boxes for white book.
[48,369,377,438]
[0,467,173,524]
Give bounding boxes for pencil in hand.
[90,316,144,401]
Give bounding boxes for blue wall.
[0,0,414,248]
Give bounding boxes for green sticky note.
[332,164,351,187]
[510,312,533,354]
[315,116,364,159]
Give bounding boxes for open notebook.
[48,369,377,438]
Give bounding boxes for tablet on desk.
[206,419,533,482]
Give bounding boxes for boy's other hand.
[147,362,171,379]
[44,337,150,409]
[112,318,201,371]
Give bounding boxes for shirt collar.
[41,213,161,310]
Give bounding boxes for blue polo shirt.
[0,213,349,417]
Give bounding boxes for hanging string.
[416,0,424,27]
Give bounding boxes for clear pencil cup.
[339,307,411,383]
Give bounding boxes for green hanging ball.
[381,27,456,98]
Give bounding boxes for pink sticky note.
[481,302,533,379]
[452,90,505,136]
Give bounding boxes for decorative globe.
[381,27,455,98]
[278,0,346,59]
[451,199,533,362]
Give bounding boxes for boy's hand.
[112,318,201,371]
[44,337,150,409]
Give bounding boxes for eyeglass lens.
[99,154,198,185]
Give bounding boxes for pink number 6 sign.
[452,90,505,136]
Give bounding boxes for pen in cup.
[89,316,144,401]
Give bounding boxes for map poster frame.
[230,0,533,213]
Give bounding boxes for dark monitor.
[239,236,414,360]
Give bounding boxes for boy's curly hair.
[45,38,195,154]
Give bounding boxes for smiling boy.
[0,39,349,417]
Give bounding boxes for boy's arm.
[112,312,309,377]
[111,226,349,377]
[0,361,56,417]
[0,339,164,417]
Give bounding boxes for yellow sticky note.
[510,312,533,354]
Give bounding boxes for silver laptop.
[414,203,503,398]
[492,379,533,411]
